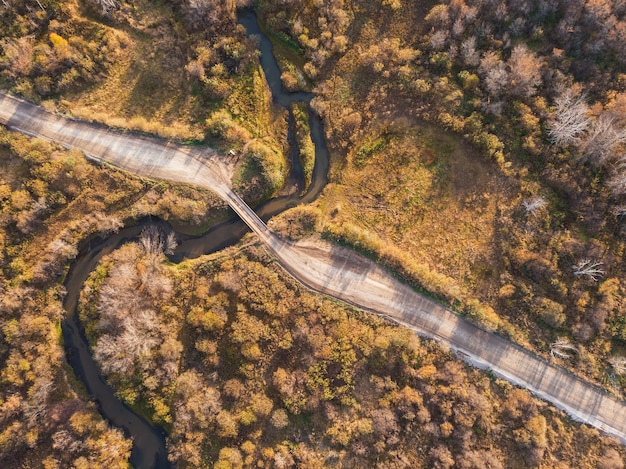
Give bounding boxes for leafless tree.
[479,51,508,96]
[609,356,626,375]
[165,231,178,255]
[92,212,123,236]
[452,18,465,38]
[460,36,480,67]
[23,376,54,425]
[522,196,548,216]
[52,429,82,453]
[140,226,177,256]
[48,238,78,261]
[548,89,591,146]
[430,30,448,51]
[141,225,164,256]
[88,0,118,15]
[572,259,605,281]
[32,196,48,214]
[507,44,543,98]
[550,338,578,359]
[94,310,160,375]
[509,17,527,36]
[93,242,174,376]
[1,36,34,78]
[579,113,626,166]
[607,155,626,195]
[180,0,236,29]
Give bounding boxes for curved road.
[2,92,626,444]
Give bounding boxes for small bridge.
[2,91,626,445]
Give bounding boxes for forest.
[1,0,626,467]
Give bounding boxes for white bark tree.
[522,196,548,216]
[609,356,626,375]
[550,338,578,359]
[572,259,605,281]
[548,89,591,146]
[579,113,626,166]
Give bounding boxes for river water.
[61,8,329,469]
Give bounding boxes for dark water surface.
[61,8,329,469]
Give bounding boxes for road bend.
[2,91,626,444]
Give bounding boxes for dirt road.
[0,93,234,197]
[2,91,626,444]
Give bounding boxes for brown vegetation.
[256,0,626,396]
[0,0,290,200]
[0,126,236,465]
[79,240,626,468]
[4,0,626,465]
[0,130,139,466]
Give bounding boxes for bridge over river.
[2,90,626,450]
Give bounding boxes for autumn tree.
[479,51,508,97]
[507,44,542,99]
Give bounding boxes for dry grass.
[56,0,204,140]
[319,121,516,301]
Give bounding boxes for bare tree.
[52,429,84,453]
[23,376,55,425]
[460,36,480,67]
[94,311,160,375]
[507,44,542,98]
[165,231,178,255]
[1,36,34,78]
[522,196,548,216]
[92,212,123,236]
[479,51,508,96]
[92,242,174,377]
[550,338,578,359]
[452,18,465,39]
[141,225,165,256]
[579,113,626,166]
[87,0,119,15]
[140,225,177,257]
[572,259,605,281]
[609,356,626,375]
[548,89,591,146]
[607,156,626,195]
[179,0,236,30]
[430,30,449,51]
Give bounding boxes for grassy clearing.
[313,120,514,334]
[320,121,512,298]
[58,0,216,140]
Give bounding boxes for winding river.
[61,8,329,469]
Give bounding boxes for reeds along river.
[61,8,330,469]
